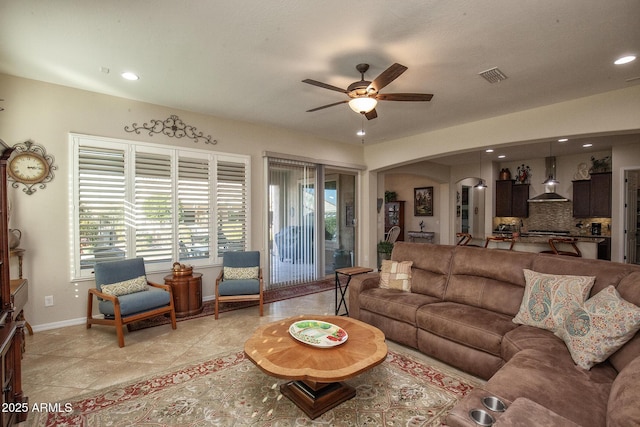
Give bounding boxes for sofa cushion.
[501,325,568,362]
[609,270,640,372]
[607,355,640,427]
[100,275,149,297]
[391,242,453,299]
[446,246,535,316]
[417,302,518,357]
[485,348,616,427]
[360,288,439,326]
[379,259,412,291]
[99,287,171,316]
[512,269,594,333]
[556,285,640,370]
[531,253,636,296]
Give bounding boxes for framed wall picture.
[414,187,433,216]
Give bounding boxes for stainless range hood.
[527,157,570,202]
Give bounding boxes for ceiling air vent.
[479,67,508,83]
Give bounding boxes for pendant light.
[474,151,486,189]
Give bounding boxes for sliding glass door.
[267,158,358,288]
[268,158,318,286]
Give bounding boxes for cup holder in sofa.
[482,396,507,412]
[469,409,495,426]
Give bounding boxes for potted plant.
[377,240,394,268]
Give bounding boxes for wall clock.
[8,140,57,195]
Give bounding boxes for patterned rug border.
[128,278,335,331]
[32,349,480,426]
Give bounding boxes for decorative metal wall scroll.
[124,114,217,145]
[8,140,57,195]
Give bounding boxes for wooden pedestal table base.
[244,315,387,419]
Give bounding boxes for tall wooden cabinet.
[495,181,529,217]
[384,201,405,241]
[0,144,27,426]
[572,172,612,218]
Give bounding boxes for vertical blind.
[71,134,250,279]
[267,157,317,287]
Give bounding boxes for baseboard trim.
[31,317,91,333]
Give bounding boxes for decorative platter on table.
[289,320,348,348]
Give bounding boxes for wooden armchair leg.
[86,292,93,329]
[214,298,219,320]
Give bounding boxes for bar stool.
[540,237,582,257]
[484,236,515,250]
[456,233,472,246]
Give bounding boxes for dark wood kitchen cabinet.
[496,181,529,217]
[590,172,612,217]
[573,172,611,218]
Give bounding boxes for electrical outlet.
[44,295,54,307]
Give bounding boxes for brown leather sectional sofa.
[348,242,640,426]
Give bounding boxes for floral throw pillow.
[513,269,595,332]
[556,285,640,370]
[101,275,149,297]
[224,266,259,280]
[379,260,413,292]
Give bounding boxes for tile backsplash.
[494,202,610,236]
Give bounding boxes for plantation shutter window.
[216,158,249,257]
[77,146,127,270]
[134,150,173,263]
[71,134,250,280]
[178,156,211,261]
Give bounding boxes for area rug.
[128,278,335,331]
[29,350,480,426]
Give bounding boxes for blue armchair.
[215,251,264,319]
[87,258,177,347]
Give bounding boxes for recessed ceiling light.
[485,149,494,153]
[356,129,365,137]
[614,55,636,65]
[498,155,506,159]
[121,72,139,81]
[558,138,568,142]
[583,143,593,148]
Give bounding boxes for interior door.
[625,170,639,264]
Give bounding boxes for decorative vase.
[8,229,21,249]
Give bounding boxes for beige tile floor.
[22,289,480,421]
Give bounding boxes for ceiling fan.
[302,63,433,120]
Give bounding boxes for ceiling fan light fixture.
[348,97,377,114]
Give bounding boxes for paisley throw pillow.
[556,285,640,370]
[101,275,149,296]
[513,269,594,332]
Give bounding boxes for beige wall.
[0,74,364,329]
[360,85,640,265]
[2,73,639,329]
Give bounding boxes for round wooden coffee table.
[244,315,387,419]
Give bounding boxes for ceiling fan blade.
[306,100,349,112]
[365,109,378,120]
[368,63,408,93]
[376,93,434,102]
[302,79,348,94]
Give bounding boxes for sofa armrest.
[494,398,580,427]
[348,272,380,320]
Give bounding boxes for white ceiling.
[1,1,639,154]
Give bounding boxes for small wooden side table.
[334,266,373,316]
[163,272,203,317]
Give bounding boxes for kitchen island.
[486,234,606,259]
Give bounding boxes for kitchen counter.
[488,233,606,259]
